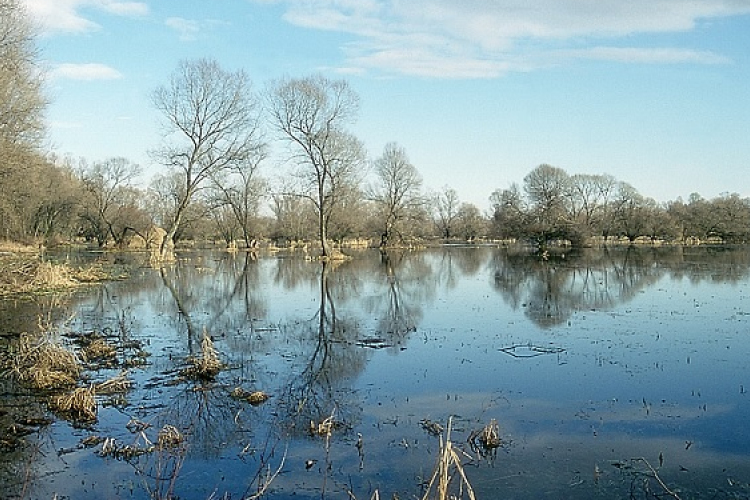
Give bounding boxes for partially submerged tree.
[151,58,264,260]
[267,74,366,258]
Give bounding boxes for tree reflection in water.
[2,246,750,499]
[487,246,747,327]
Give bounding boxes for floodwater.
[2,245,750,499]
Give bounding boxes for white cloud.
[51,63,123,81]
[165,17,201,41]
[21,0,149,35]
[259,0,750,77]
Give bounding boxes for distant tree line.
[1,0,748,254]
[490,164,750,248]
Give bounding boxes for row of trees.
[1,0,748,255]
[491,164,750,247]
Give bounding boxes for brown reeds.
[157,425,184,450]
[421,417,476,500]
[48,386,97,422]
[182,329,222,379]
[94,371,132,394]
[81,337,118,363]
[230,387,270,405]
[5,332,80,390]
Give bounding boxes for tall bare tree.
[0,0,45,147]
[433,186,460,239]
[151,58,264,260]
[267,74,366,258]
[0,0,48,241]
[369,142,423,247]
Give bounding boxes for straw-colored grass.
[82,338,118,362]
[182,329,222,379]
[5,332,80,390]
[421,417,476,500]
[230,387,270,405]
[157,425,184,450]
[94,371,132,394]
[49,386,97,422]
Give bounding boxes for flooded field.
[2,245,750,499]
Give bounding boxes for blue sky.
[24,0,750,210]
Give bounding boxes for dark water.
[2,246,750,499]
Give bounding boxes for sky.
[22,0,750,210]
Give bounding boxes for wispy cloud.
[165,17,201,41]
[257,0,750,77]
[165,17,231,42]
[22,0,149,35]
[51,63,123,81]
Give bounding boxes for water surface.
[2,246,750,499]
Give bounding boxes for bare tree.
[78,157,143,247]
[433,186,460,239]
[267,74,366,258]
[209,152,268,249]
[151,58,264,260]
[490,183,526,241]
[369,142,424,247]
[0,0,45,147]
[0,0,48,241]
[523,164,571,247]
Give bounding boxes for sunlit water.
[2,246,750,499]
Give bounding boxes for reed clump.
[182,329,222,380]
[49,386,97,422]
[157,424,184,450]
[4,331,80,390]
[81,337,118,364]
[230,387,270,405]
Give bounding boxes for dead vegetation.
[94,370,132,394]
[230,387,270,406]
[3,331,80,390]
[181,329,223,380]
[48,386,97,422]
[0,252,128,297]
[421,417,476,500]
[467,418,502,458]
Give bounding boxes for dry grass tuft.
[5,332,80,390]
[182,329,222,380]
[230,387,270,406]
[421,417,476,500]
[49,386,97,422]
[94,371,132,394]
[157,424,184,450]
[81,337,118,362]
